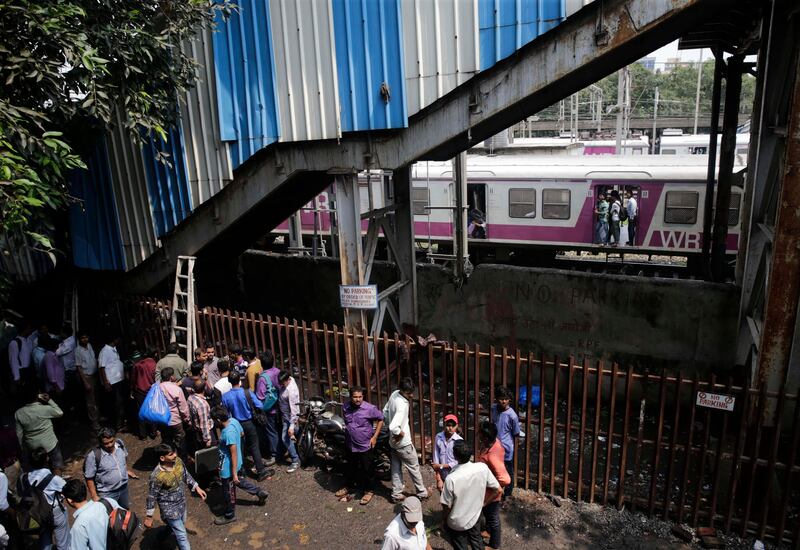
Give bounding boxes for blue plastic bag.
[138,383,171,425]
[518,385,541,408]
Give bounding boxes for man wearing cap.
[431,414,462,492]
[441,440,502,550]
[380,496,432,550]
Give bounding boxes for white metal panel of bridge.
[270,0,342,142]
[107,110,159,270]
[179,28,234,207]
[402,0,480,116]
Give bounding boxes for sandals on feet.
[334,488,349,498]
[359,492,374,505]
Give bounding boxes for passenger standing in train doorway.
[608,191,622,246]
[625,190,638,246]
[594,193,609,245]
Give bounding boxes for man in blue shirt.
[62,478,118,550]
[491,386,520,499]
[211,406,268,525]
[221,371,271,480]
[84,427,138,508]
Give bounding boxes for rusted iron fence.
[112,297,799,545]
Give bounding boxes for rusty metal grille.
[111,297,800,545]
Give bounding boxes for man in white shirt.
[98,336,126,430]
[440,440,501,550]
[381,496,432,550]
[625,190,639,246]
[383,378,428,503]
[213,360,233,395]
[75,332,100,431]
[7,323,34,385]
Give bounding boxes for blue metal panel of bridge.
[479,0,566,70]
[213,0,281,168]
[332,0,407,132]
[141,126,194,238]
[69,138,125,271]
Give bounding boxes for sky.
[648,40,711,66]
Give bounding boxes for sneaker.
[213,516,237,526]
[287,463,299,473]
[264,457,276,467]
[257,492,269,506]
[257,469,275,482]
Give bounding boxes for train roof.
[659,133,750,146]
[411,154,747,181]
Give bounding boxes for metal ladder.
[169,256,196,365]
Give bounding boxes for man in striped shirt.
[187,380,215,450]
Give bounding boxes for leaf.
[28,232,52,249]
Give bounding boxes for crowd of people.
[2,321,524,550]
[594,189,639,247]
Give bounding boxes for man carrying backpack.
[62,479,117,550]
[254,351,280,467]
[83,428,138,509]
[18,448,69,549]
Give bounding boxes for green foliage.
[535,59,756,123]
[0,0,234,272]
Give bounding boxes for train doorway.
[468,183,487,239]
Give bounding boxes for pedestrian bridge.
[61,0,721,292]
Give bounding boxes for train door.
[594,183,641,245]
[468,183,487,239]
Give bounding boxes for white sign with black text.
[696,391,735,412]
[339,284,378,310]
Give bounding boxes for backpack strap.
[99,498,114,514]
[34,473,55,490]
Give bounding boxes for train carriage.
[274,154,746,260]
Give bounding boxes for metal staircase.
[169,256,196,365]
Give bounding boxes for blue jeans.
[264,413,283,459]
[99,484,130,509]
[40,500,70,550]
[164,511,191,550]
[281,419,299,464]
[595,221,609,244]
[504,459,514,499]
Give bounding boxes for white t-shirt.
[383,390,411,449]
[381,514,428,550]
[98,344,125,385]
[214,377,232,395]
[440,462,500,531]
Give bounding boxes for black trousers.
[239,419,267,474]
[628,217,638,246]
[483,501,502,549]
[448,521,484,550]
[346,448,375,491]
[161,423,186,456]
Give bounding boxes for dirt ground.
[47,429,769,550]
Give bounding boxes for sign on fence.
[339,285,378,310]
[696,391,735,411]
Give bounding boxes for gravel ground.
[49,429,772,550]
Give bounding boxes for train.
[273,153,747,262]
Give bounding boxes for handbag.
[244,390,268,427]
[194,446,219,475]
[138,383,171,426]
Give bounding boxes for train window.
[728,193,741,226]
[508,189,536,218]
[542,189,571,219]
[661,149,676,155]
[412,188,430,216]
[664,191,699,224]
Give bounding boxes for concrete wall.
[227,251,740,372]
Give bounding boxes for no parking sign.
[696,391,735,412]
